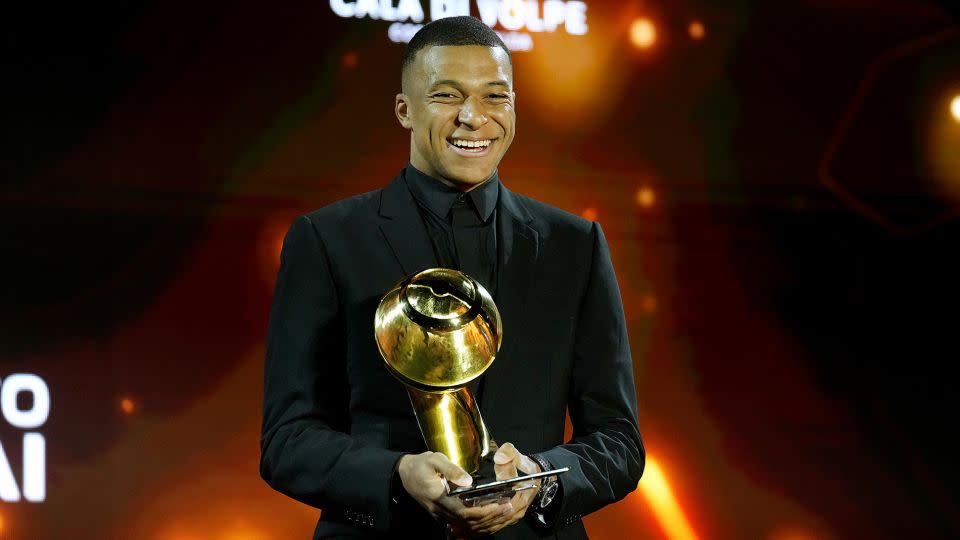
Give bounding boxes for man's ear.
[395,93,412,129]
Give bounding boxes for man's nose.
[457,97,488,129]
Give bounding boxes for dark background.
[1,1,959,538]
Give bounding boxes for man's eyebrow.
[427,79,511,90]
[428,79,462,90]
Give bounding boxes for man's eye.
[433,93,456,98]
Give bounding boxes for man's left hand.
[454,442,542,537]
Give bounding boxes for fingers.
[471,503,514,531]
[459,491,535,535]
[494,441,543,483]
[517,452,541,475]
[444,497,522,536]
[428,452,473,488]
[474,506,520,535]
[494,441,520,481]
[493,441,539,473]
[512,483,537,514]
[499,492,534,528]
[436,496,507,526]
[398,451,474,516]
[495,459,518,481]
[432,498,467,522]
[493,442,518,464]
[399,453,443,504]
[477,477,539,533]
[432,443,540,536]
[459,501,511,523]
[447,504,512,540]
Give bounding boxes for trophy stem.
[407,386,492,475]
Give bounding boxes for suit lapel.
[378,170,437,276]
[482,184,540,419]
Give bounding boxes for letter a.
[23,433,45,502]
[0,443,20,502]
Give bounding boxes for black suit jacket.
[260,169,644,539]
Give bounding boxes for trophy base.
[451,466,569,508]
[453,454,538,507]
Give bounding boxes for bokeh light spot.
[121,397,135,414]
[342,52,358,69]
[629,18,657,49]
[637,186,656,208]
[581,207,599,221]
[930,93,960,200]
[688,21,706,40]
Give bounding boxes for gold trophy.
[375,268,567,506]
[374,268,500,482]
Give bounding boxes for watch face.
[539,482,558,509]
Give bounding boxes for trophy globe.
[374,268,502,476]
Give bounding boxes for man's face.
[396,45,516,190]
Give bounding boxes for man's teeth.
[451,139,492,148]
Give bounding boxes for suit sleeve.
[538,221,645,528]
[259,215,403,531]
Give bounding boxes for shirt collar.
[403,162,499,222]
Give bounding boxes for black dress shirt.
[402,162,499,296]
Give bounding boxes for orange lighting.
[342,52,358,69]
[768,526,818,540]
[221,523,268,540]
[637,186,656,208]
[629,18,657,49]
[274,233,284,264]
[161,535,200,540]
[121,397,136,414]
[689,21,706,40]
[930,93,960,200]
[642,295,658,313]
[638,458,699,540]
[581,207,599,221]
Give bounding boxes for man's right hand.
[397,452,514,537]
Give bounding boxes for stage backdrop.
[2,1,960,538]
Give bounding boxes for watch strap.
[530,453,558,509]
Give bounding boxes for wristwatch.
[530,454,559,510]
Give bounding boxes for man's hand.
[459,442,542,536]
[397,451,513,537]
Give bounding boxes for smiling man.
[397,39,514,189]
[261,16,644,539]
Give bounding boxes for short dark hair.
[401,16,512,76]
